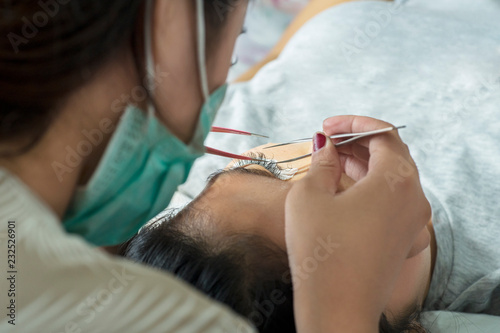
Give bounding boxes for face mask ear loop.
[144,0,156,116]
[196,0,210,102]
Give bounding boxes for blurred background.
[228,0,310,81]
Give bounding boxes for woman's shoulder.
[0,168,254,332]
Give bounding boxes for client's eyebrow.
[206,166,276,187]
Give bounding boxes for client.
[123,140,430,333]
[124,0,500,331]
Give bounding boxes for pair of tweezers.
[270,126,406,164]
[206,127,269,161]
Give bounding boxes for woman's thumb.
[304,132,342,196]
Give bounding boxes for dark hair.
[0,1,143,154]
[123,207,296,332]
[0,0,240,156]
[122,207,427,333]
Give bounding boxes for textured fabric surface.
[229,0,309,80]
[176,0,500,325]
[421,311,500,333]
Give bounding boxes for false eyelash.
[231,152,298,180]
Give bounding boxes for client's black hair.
[123,207,295,333]
[122,207,426,333]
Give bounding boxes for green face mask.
[62,0,227,246]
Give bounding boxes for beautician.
[0,0,430,331]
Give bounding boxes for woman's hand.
[284,115,431,333]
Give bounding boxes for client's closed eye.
[231,152,297,180]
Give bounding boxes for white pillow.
[421,311,500,332]
[407,0,500,18]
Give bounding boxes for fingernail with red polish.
[313,132,327,152]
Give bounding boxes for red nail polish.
[313,133,326,152]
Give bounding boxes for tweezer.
[206,127,269,161]
[211,126,268,138]
[274,125,406,164]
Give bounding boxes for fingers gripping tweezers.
[271,126,406,164]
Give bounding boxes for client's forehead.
[194,166,291,251]
[199,166,285,204]
[206,166,278,188]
